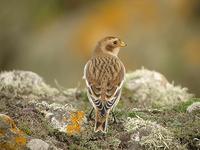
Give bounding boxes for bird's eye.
[113,41,117,45]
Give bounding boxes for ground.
[0,69,199,150]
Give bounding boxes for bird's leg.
[111,111,117,124]
[87,108,94,121]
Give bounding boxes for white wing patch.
[83,61,89,79]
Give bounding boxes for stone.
[31,100,86,135]
[0,71,58,99]
[187,102,200,114]
[0,114,27,150]
[125,68,193,108]
[124,117,186,150]
[27,139,49,150]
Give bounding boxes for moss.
[69,144,88,150]
[127,111,137,118]
[173,98,200,112]
[0,70,198,149]
[39,116,55,136]
[172,118,200,149]
[126,104,200,149]
[79,90,88,103]
[68,123,122,150]
[19,123,32,136]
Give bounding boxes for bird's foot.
[87,115,94,122]
[112,119,118,124]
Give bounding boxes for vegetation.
[0,70,199,149]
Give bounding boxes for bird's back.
[85,54,125,101]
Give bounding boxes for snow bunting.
[83,36,126,133]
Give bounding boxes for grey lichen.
[124,117,186,150]
[125,68,193,109]
[0,70,58,99]
[0,69,198,149]
[187,102,200,114]
[30,100,86,133]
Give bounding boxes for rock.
[193,138,200,149]
[187,102,200,114]
[31,100,86,134]
[0,70,196,149]
[0,114,27,150]
[124,117,186,150]
[27,139,49,150]
[51,88,78,104]
[125,68,193,108]
[0,71,58,99]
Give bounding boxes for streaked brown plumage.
[83,36,126,133]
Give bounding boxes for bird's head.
[94,36,127,56]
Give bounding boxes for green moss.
[127,111,137,118]
[171,116,200,149]
[69,144,88,150]
[0,70,198,149]
[173,98,200,112]
[79,90,88,103]
[19,123,32,136]
[125,107,200,149]
[40,117,55,136]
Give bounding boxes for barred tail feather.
[94,110,109,133]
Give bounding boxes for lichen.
[187,101,200,114]
[173,98,200,112]
[124,68,193,109]
[66,111,85,135]
[0,114,27,150]
[30,100,86,135]
[0,69,198,149]
[124,117,185,150]
[0,70,58,99]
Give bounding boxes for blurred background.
[0,0,200,96]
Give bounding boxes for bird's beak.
[120,41,127,47]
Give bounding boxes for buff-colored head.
[94,36,127,56]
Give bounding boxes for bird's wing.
[84,56,125,113]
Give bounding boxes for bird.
[83,36,126,133]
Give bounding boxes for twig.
[54,79,69,97]
[132,108,163,113]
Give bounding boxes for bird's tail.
[94,109,109,133]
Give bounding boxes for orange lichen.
[66,124,81,135]
[71,116,79,124]
[0,114,24,135]
[0,114,27,149]
[10,127,24,135]
[66,111,85,135]
[77,111,84,120]
[15,136,27,145]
